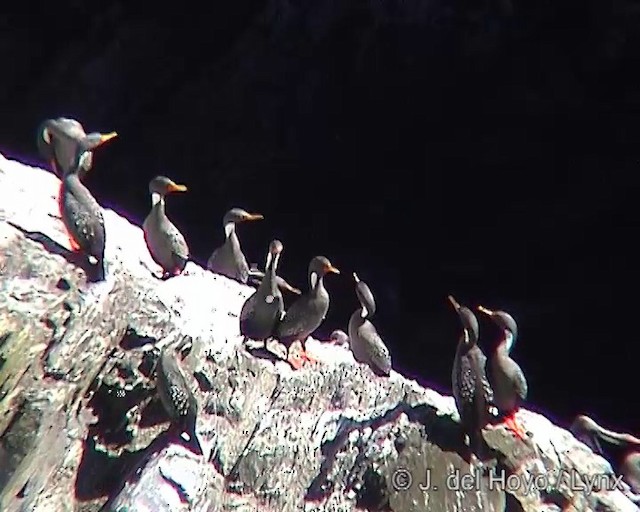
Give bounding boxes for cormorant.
[240,239,286,341]
[275,256,339,369]
[347,272,392,376]
[206,208,263,283]
[477,305,528,440]
[448,295,494,463]
[142,176,189,279]
[37,117,117,177]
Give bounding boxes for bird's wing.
[277,296,310,338]
[207,245,223,270]
[506,359,528,401]
[65,194,104,250]
[357,321,392,374]
[167,221,189,260]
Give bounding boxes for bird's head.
[353,272,376,318]
[477,305,518,349]
[149,176,188,196]
[447,295,479,344]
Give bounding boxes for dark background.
[1,1,638,436]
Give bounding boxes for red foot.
[503,413,527,440]
[300,349,319,365]
[173,267,183,276]
[287,352,305,370]
[287,349,319,370]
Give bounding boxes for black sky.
[1,1,639,435]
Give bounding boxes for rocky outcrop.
[0,153,636,511]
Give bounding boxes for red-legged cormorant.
[142,176,189,279]
[275,256,340,369]
[156,344,202,455]
[240,239,286,341]
[59,149,107,280]
[448,295,494,463]
[570,414,640,502]
[476,305,528,440]
[37,117,117,177]
[206,208,263,283]
[347,273,392,376]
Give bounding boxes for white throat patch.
[310,271,318,289]
[151,192,163,206]
[224,222,235,238]
[505,331,515,353]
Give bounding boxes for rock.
[0,153,636,511]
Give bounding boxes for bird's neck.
[309,271,324,293]
[151,193,166,213]
[497,331,515,354]
[268,253,280,278]
[224,221,236,239]
[463,329,478,346]
[63,172,91,200]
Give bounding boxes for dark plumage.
[621,454,640,497]
[59,150,106,281]
[156,345,202,455]
[142,176,189,279]
[477,305,528,440]
[37,117,117,177]
[275,255,340,369]
[570,414,640,501]
[240,239,286,341]
[448,295,494,462]
[206,208,263,283]
[347,272,392,376]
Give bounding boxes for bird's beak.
[98,132,118,145]
[245,213,264,221]
[477,305,494,316]
[168,182,188,193]
[447,295,460,310]
[326,265,340,275]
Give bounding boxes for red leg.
[287,352,305,370]
[503,413,527,440]
[299,349,319,365]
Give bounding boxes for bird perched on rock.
[206,208,263,283]
[570,414,640,502]
[347,273,392,376]
[240,239,288,341]
[155,344,202,455]
[59,147,108,281]
[476,305,528,440]
[37,117,117,177]
[448,295,494,463]
[142,176,189,279]
[329,329,350,347]
[275,256,340,369]
[571,415,640,455]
